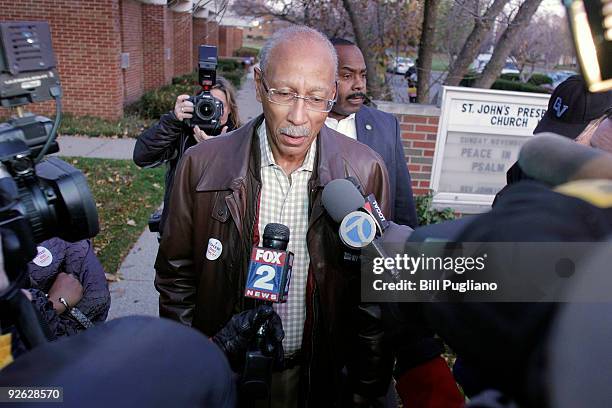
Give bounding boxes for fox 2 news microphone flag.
[244,247,294,303]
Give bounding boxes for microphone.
[322,178,413,282]
[242,223,292,401]
[347,177,390,232]
[244,223,293,303]
[321,178,379,248]
[518,132,612,186]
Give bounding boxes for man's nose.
[287,98,308,126]
[353,76,365,91]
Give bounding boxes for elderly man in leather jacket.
[155,25,392,407]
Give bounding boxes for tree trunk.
[473,0,543,88]
[342,0,382,97]
[444,0,509,86]
[416,0,440,103]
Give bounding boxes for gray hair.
[258,25,337,77]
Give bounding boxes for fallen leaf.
[126,219,136,226]
[105,273,120,282]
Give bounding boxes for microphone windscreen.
[263,223,290,250]
[321,178,365,223]
[518,132,602,186]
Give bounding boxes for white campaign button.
[206,238,223,260]
[33,246,53,267]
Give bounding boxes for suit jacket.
[356,105,418,227]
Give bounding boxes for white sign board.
[431,86,550,213]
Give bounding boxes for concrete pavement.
[55,67,262,320]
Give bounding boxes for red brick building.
[0,0,243,120]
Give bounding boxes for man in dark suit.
[327,38,418,228]
[327,39,464,408]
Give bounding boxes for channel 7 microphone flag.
[244,223,294,303]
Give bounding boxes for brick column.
[172,10,193,76]
[121,0,145,105]
[375,102,441,196]
[218,26,229,57]
[142,3,172,91]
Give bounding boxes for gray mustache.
[279,126,311,137]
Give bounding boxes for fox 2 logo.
[246,248,285,296]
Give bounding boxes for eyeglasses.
[258,70,337,113]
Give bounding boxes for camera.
[186,45,224,134]
[0,21,99,348]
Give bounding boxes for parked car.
[548,70,577,88]
[389,56,414,75]
[501,61,520,75]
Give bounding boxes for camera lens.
[196,99,216,121]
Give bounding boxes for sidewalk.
[54,67,261,320]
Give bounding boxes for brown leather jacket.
[155,115,391,405]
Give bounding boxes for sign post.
[430,86,550,213]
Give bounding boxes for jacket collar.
[355,105,376,145]
[196,114,347,191]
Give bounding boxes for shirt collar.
[257,119,316,172]
[325,113,356,127]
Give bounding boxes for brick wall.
[172,11,192,77]
[120,0,144,105]
[218,26,243,57]
[193,20,219,65]
[375,102,441,196]
[142,3,172,92]
[0,0,124,120]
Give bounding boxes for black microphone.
[244,223,293,303]
[518,132,612,186]
[322,178,413,282]
[242,223,292,401]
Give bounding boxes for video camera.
[186,45,224,134]
[0,21,99,349]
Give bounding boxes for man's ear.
[254,68,262,103]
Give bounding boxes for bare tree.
[473,0,543,88]
[444,0,510,86]
[232,0,421,99]
[416,0,440,103]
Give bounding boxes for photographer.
[133,76,242,234]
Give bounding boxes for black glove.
[212,305,284,371]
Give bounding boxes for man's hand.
[173,94,193,122]
[212,305,284,371]
[48,272,83,314]
[193,125,229,143]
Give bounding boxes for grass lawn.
[59,113,155,138]
[65,157,165,275]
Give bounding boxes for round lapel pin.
[205,238,223,260]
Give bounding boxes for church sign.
[430,86,550,213]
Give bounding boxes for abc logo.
[255,249,283,265]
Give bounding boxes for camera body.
[186,45,224,134]
[0,21,99,300]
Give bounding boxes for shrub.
[499,73,520,82]
[415,192,456,226]
[527,73,552,86]
[491,79,547,93]
[234,46,259,59]
[460,70,480,87]
[128,59,246,119]
[218,58,243,72]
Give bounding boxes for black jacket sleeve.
[393,116,419,228]
[133,111,189,168]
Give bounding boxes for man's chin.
[332,103,361,117]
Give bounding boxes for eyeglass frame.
[255,68,338,113]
